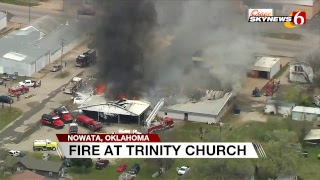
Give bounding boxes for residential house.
[264,100,295,115]
[3,155,65,179]
[292,106,320,121]
[11,170,47,180]
[289,61,314,83]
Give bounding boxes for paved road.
[0,0,83,24]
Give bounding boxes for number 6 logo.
[284,10,306,29]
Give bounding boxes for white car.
[177,166,190,175]
[73,96,87,105]
[8,150,21,157]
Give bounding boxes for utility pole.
[29,0,31,22]
[60,39,65,74]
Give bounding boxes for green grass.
[0,107,22,130]
[68,118,320,179]
[261,32,303,41]
[0,0,38,6]
[54,71,70,79]
[32,152,62,162]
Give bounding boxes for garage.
[252,57,281,80]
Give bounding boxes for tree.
[71,158,93,173]
[260,129,301,178]
[283,87,311,106]
[296,48,320,86]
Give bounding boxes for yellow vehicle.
[33,139,58,151]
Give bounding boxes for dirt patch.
[36,0,63,11]
[26,101,40,107]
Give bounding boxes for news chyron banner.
[56,134,267,159]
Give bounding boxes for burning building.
[78,95,151,124]
[158,91,234,123]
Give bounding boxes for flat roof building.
[251,57,281,80]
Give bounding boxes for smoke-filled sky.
[94,0,267,98]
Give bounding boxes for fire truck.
[265,79,280,96]
[145,98,174,133]
[8,86,29,96]
[63,77,83,94]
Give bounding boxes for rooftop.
[27,15,72,35]
[164,92,233,116]
[0,12,6,19]
[20,155,63,173]
[0,29,49,64]
[292,106,320,114]
[79,95,151,116]
[304,129,320,141]
[253,57,280,69]
[11,170,46,180]
[266,100,295,107]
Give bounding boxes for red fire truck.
[8,86,29,96]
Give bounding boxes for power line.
[60,39,65,74]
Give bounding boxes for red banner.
[56,134,161,142]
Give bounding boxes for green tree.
[283,87,311,106]
[71,158,93,169]
[260,129,301,178]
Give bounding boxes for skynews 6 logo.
[248,9,306,28]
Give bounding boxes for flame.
[96,84,106,95]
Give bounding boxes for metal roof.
[78,95,151,116]
[34,19,90,53]
[27,15,72,35]
[0,12,6,19]
[163,92,233,116]
[304,129,320,141]
[266,100,295,107]
[252,57,280,72]
[292,106,320,114]
[0,30,49,64]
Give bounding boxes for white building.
[0,12,7,31]
[292,106,320,121]
[0,17,91,76]
[264,100,295,115]
[78,95,151,125]
[289,61,314,83]
[304,129,320,143]
[252,57,281,80]
[158,92,234,123]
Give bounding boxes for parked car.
[0,78,4,85]
[0,95,14,104]
[177,166,190,175]
[42,153,51,161]
[2,75,16,81]
[116,163,127,172]
[128,163,140,175]
[51,65,62,72]
[8,150,21,157]
[95,159,109,169]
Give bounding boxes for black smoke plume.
[94,0,157,99]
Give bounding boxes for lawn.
[261,32,303,41]
[68,117,320,179]
[0,0,38,6]
[0,107,22,130]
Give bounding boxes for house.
[251,57,281,80]
[11,170,47,180]
[289,61,314,83]
[264,100,295,115]
[3,155,65,179]
[158,91,234,123]
[291,106,320,121]
[304,129,320,144]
